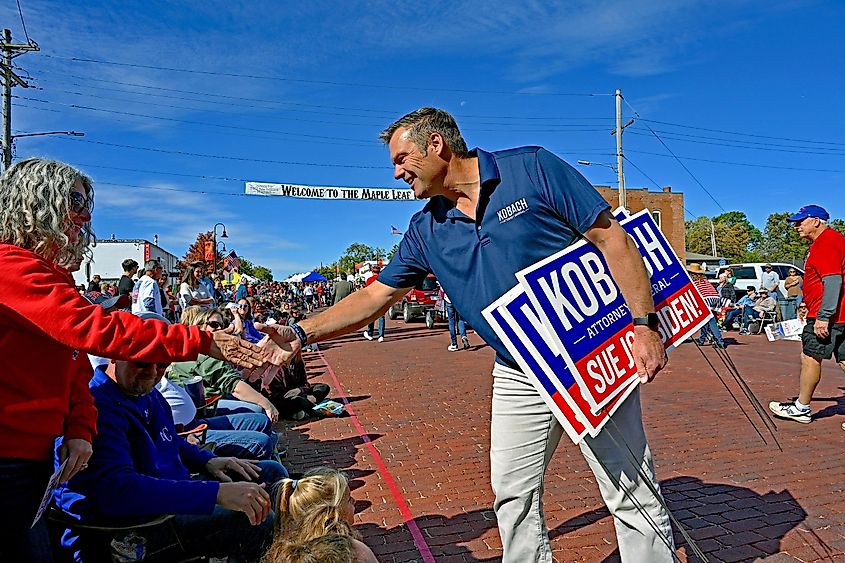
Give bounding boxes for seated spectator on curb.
[157,374,278,461]
[54,315,288,562]
[270,534,379,563]
[723,287,757,330]
[267,352,330,420]
[265,468,375,562]
[231,298,266,344]
[740,288,778,334]
[171,306,280,422]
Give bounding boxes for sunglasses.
[69,191,94,214]
[206,320,224,330]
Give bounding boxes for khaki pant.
[490,363,675,562]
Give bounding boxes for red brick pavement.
[278,319,845,562]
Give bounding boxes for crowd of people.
[0,158,377,563]
[690,262,810,347]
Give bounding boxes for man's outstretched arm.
[584,209,666,383]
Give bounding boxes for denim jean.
[779,297,801,321]
[216,399,265,415]
[697,317,724,345]
[66,460,287,563]
[193,412,277,460]
[490,365,674,562]
[0,457,55,562]
[723,308,742,329]
[445,300,467,346]
[367,315,385,338]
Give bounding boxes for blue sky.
[3,0,843,278]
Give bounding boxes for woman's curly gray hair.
[0,158,95,265]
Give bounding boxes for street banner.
[245,182,415,201]
[516,209,711,414]
[203,240,214,262]
[483,286,633,442]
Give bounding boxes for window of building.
[651,210,662,228]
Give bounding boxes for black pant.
[276,383,330,418]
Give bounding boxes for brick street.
[280,318,845,563]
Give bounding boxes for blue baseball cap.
[788,205,829,222]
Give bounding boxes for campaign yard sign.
[516,209,711,414]
[483,286,633,442]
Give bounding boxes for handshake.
[207,324,302,390]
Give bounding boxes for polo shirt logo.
[496,198,529,224]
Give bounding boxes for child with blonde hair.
[265,467,377,561]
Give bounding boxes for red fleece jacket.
[0,244,212,461]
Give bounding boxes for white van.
[714,263,804,298]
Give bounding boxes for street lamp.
[212,223,228,275]
[12,130,84,139]
[6,131,85,170]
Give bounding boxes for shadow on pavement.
[350,476,812,562]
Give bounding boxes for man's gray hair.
[0,158,95,265]
[144,259,161,272]
[379,107,469,158]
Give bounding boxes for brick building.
[594,185,686,257]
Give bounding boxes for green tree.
[337,243,383,274]
[760,212,809,262]
[252,266,273,282]
[831,219,845,236]
[387,244,399,260]
[684,217,714,257]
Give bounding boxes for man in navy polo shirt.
[277,108,673,562]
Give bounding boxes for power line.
[625,148,845,173]
[15,0,31,43]
[623,155,698,219]
[639,127,845,153]
[28,68,619,124]
[638,118,840,147]
[41,53,612,97]
[624,99,727,213]
[17,96,380,144]
[54,136,390,169]
[627,129,845,157]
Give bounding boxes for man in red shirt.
[769,205,845,424]
[362,266,386,342]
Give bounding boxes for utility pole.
[615,89,625,209]
[1,28,39,171]
[611,89,636,210]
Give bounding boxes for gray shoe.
[462,336,470,350]
[768,401,811,423]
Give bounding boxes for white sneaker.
[378,336,384,343]
[768,401,811,423]
[447,344,459,352]
[363,331,373,341]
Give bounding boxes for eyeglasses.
[206,321,224,330]
[69,190,94,214]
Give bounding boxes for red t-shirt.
[804,227,845,322]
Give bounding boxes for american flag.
[390,225,403,235]
[223,251,240,272]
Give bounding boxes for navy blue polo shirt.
[379,146,610,367]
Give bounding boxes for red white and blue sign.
[485,209,711,440]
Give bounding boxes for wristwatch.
[632,313,659,330]
[289,322,308,347]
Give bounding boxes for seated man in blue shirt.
[55,314,287,563]
[723,286,758,330]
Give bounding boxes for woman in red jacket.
[0,158,271,562]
